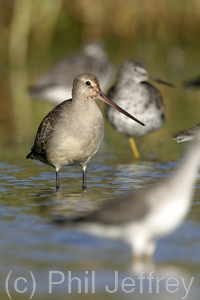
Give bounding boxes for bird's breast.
[46,103,104,166]
[107,86,165,137]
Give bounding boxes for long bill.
[97,91,145,127]
[150,75,176,88]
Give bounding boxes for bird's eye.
[86,81,91,86]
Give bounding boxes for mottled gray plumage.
[172,123,200,142]
[27,73,144,190]
[106,59,174,158]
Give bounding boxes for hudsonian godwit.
[27,73,145,190]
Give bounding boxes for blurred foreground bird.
[106,59,175,159]
[28,41,115,104]
[26,73,145,190]
[172,123,200,142]
[54,133,200,259]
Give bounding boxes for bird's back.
[27,99,72,164]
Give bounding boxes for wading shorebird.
[173,75,200,142]
[105,59,175,159]
[26,73,145,190]
[172,123,200,142]
[28,42,115,104]
[55,133,200,259]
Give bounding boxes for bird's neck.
[71,92,101,118]
[116,76,137,90]
[71,92,90,108]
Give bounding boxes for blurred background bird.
[105,59,175,159]
[183,75,200,90]
[28,41,115,104]
[172,122,200,142]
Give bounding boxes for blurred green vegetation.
[0,0,200,67]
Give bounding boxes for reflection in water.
[33,191,100,218]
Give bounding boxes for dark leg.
[56,171,60,190]
[82,165,87,191]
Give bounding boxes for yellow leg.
[129,137,140,159]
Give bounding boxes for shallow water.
[0,66,200,300]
